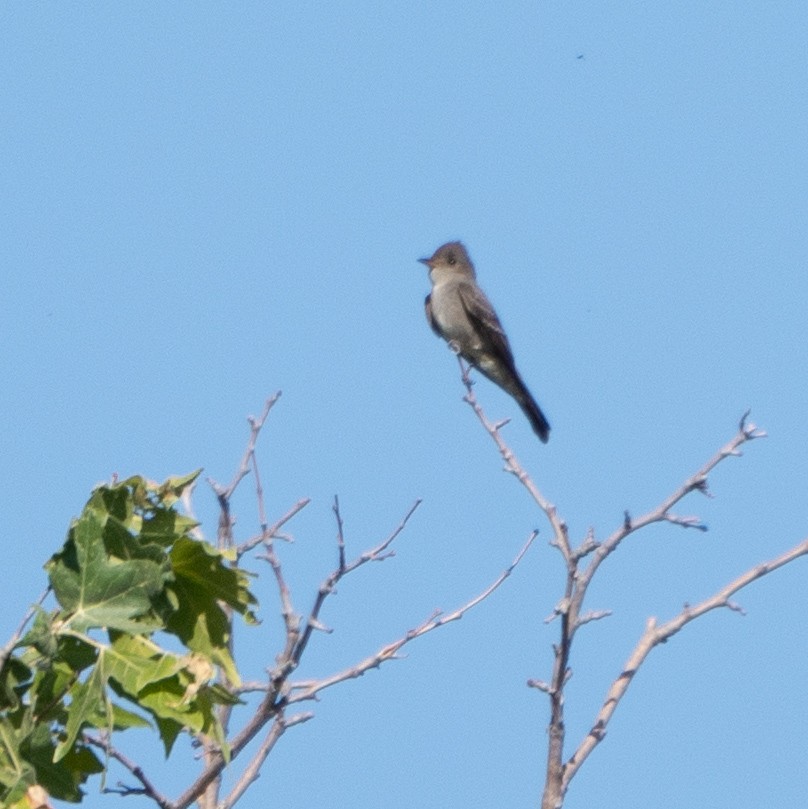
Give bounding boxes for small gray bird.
[419,241,550,442]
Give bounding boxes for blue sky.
[2,3,807,808]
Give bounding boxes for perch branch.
[458,359,570,561]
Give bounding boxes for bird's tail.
[477,358,551,443]
[518,393,551,443]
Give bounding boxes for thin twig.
[197,394,281,807]
[0,587,50,672]
[219,712,313,809]
[212,393,281,500]
[286,530,537,704]
[237,498,311,558]
[333,495,347,572]
[258,531,301,681]
[84,734,171,809]
[289,499,422,670]
[575,609,613,629]
[573,414,766,615]
[170,500,425,809]
[232,681,271,695]
[252,451,268,530]
[458,359,570,561]
[206,394,281,552]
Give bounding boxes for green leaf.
[20,721,102,801]
[155,471,202,508]
[47,508,166,633]
[108,702,150,731]
[0,657,32,712]
[0,707,102,804]
[22,624,95,725]
[165,538,257,684]
[152,715,183,757]
[104,634,233,757]
[55,636,97,674]
[54,665,109,762]
[29,661,75,725]
[135,677,209,734]
[12,471,253,779]
[0,716,34,802]
[105,634,184,696]
[20,610,58,662]
[170,537,256,613]
[141,508,199,548]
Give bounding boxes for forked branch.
[457,377,800,809]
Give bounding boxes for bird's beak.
[418,257,433,268]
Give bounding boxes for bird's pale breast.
[430,280,482,348]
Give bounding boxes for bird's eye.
[447,252,456,265]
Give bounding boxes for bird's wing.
[457,282,516,365]
[424,294,444,338]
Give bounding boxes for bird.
[419,241,550,443]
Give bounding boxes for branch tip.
[308,617,333,634]
[576,609,613,628]
[726,600,747,616]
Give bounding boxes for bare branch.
[544,597,571,624]
[539,416,769,809]
[457,358,570,561]
[571,528,598,561]
[289,499,422,672]
[219,712,314,809]
[562,536,808,791]
[252,451,268,529]
[575,609,613,629]
[171,687,290,809]
[194,394,283,807]
[233,681,271,695]
[170,500,422,809]
[84,734,171,809]
[206,393,282,552]
[257,534,301,673]
[212,393,281,500]
[286,530,537,704]
[237,498,311,558]
[574,415,766,615]
[662,512,708,531]
[333,495,347,572]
